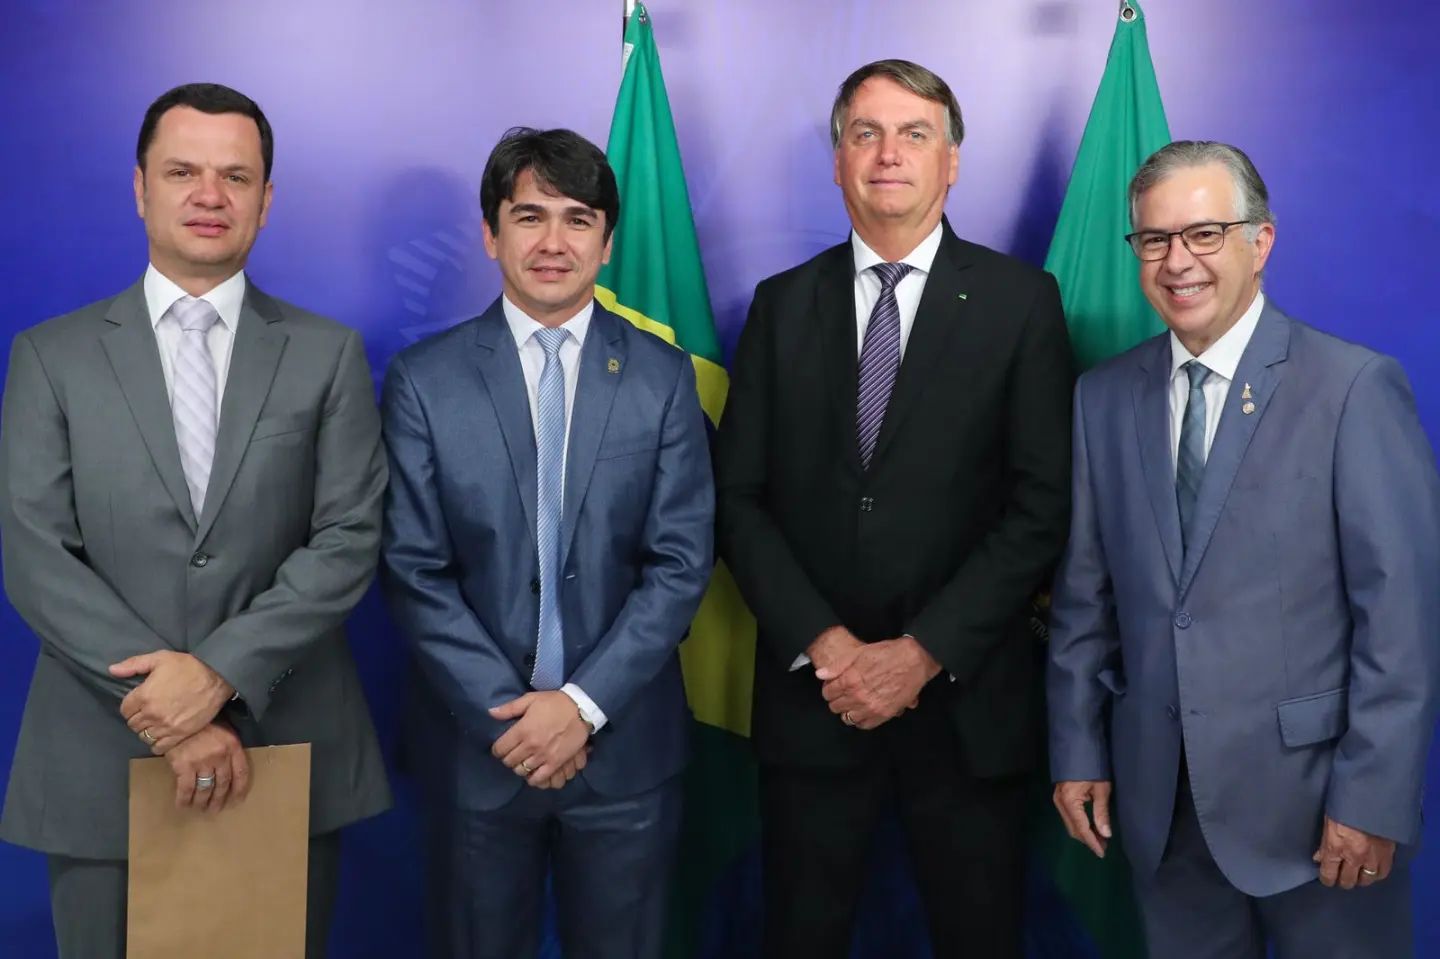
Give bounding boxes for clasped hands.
[1052,780,1396,889]
[809,626,940,731]
[108,650,248,813]
[490,691,592,790]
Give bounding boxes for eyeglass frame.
[1122,220,1255,261]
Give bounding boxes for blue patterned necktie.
[1176,359,1212,551]
[531,327,569,690]
[856,261,914,469]
[169,296,221,516]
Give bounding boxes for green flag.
[597,5,759,955]
[1044,0,1172,371]
[1036,2,1169,956]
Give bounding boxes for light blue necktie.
[1176,359,1212,552]
[169,296,221,516]
[531,327,569,690]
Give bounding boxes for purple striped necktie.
[856,261,914,469]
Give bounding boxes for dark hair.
[480,127,620,241]
[830,59,965,149]
[136,83,274,182]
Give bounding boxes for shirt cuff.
[561,683,608,733]
[790,653,811,671]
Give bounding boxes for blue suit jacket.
[1048,302,1440,896]
[380,299,713,811]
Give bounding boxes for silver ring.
[139,729,156,746]
[842,711,855,726]
[1360,867,1379,877]
[196,774,216,791]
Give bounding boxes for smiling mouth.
[1167,282,1211,299]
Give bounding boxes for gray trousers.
[1135,773,1413,959]
[47,832,341,959]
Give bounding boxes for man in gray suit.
[1047,140,1440,957]
[0,82,389,959]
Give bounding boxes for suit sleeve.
[1046,377,1120,783]
[378,353,527,745]
[0,331,176,700]
[1325,355,1440,844]
[567,356,714,719]
[903,271,1075,682]
[190,329,386,720]
[715,288,845,668]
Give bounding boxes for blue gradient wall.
[1,1,1436,955]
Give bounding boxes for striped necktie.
[1176,359,1212,551]
[856,261,914,469]
[169,296,221,516]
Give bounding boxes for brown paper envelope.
[127,743,311,959]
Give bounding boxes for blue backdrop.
[1,1,1437,956]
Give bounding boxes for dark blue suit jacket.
[381,299,713,811]
[1048,302,1440,896]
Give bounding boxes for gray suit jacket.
[0,278,391,859]
[1048,302,1440,896]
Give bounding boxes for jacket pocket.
[1276,687,1347,747]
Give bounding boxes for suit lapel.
[869,224,973,465]
[1177,304,1290,598]
[1133,335,1183,587]
[559,307,626,570]
[812,245,862,472]
[100,282,198,530]
[196,283,287,543]
[473,302,539,555]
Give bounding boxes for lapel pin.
[607,358,621,374]
[1241,383,1255,415]
[956,293,968,301]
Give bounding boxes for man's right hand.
[1053,780,1113,858]
[806,626,865,675]
[165,721,250,814]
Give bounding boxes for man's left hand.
[489,691,591,787]
[1313,815,1396,889]
[111,651,234,753]
[817,636,940,730]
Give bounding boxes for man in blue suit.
[1048,140,1440,957]
[380,127,713,959]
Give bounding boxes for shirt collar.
[502,295,593,352]
[851,221,943,279]
[1169,291,1266,383]
[144,264,246,331]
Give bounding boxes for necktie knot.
[1183,359,1211,391]
[871,261,914,293]
[534,327,569,358]
[172,296,220,334]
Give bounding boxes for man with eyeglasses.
[1046,140,1440,958]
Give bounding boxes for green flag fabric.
[597,5,759,955]
[1037,2,1170,957]
[1044,0,1172,371]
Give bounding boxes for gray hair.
[1128,140,1275,239]
[829,59,965,149]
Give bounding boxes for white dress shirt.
[791,223,945,673]
[852,221,943,360]
[501,296,608,732]
[1169,292,1265,468]
[143,265,246,407]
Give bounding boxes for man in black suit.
[715,59,1074,958]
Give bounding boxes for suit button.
[1166,704,1180,720]
[859,496,874,513]
[1174,611,1192,629]
[523,653,536,668]
[530,578,540,595]
[191,552,209,568]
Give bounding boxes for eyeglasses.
[1124,221,1253,261]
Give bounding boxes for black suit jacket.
[716,222,1074,777]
